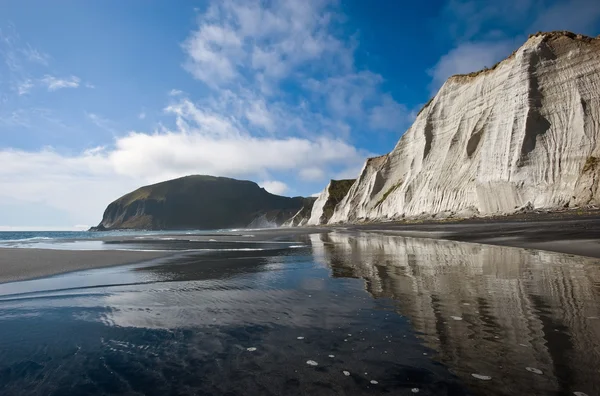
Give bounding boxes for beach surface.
[2,215,600,284]
[1,220,600,395]
[0,248,169,283]
[349,213,600,258]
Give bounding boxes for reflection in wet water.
[0,233,599,395]
[311,232,600,396]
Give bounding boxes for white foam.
[0,236,53,243]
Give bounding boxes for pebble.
[411,389,420,393]
[370,380,378,385]
[526,367,543,375]
[451,316,463,321]
[328,354,335,358]
[471,373,492,380]
[573,392,589,396]
[246,347,257,352]
[343,371,350,376]
[297,336,304,340]
[306,360,318,366]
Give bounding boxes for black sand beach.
[0,248,168,284]
[2,215,600,284]
[1,216,600,395]
[351,212,600,258]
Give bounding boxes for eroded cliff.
[306,179,356,225]
[329,32,600,223]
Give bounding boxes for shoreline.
[347,214,600,259]
[2,213,600,285]
[0,248,170,284]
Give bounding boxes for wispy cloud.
[16,78,34,95]
[40,75,80,91]
[86,112,117,134]
[182,0,408,134]
[20,44,50,65]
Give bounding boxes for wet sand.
[350,214,600,258]
[0,248,169,283]
[2,214,600,285]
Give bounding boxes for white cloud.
[369,95,410,131]
[245,101,274,131]
[0,98,368,226]
[40,75,80,91]
[111,99,365,181]
[16,79,34,95]
[139,112,146,120]
[428,40,514,93]
[183,0,351,89]
[169,89,184,96]
[299,167,325,181]
[260,180,288,195]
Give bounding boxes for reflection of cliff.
[310,232,600,396]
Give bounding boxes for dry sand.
[0,248,169,284]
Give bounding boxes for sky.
[1,0,600,230]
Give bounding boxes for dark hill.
[92,175,310,230]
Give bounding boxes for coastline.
[347,212,600,259]
[2,213,600,285]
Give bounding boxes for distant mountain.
[92,175,311,230]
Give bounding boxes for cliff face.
[330,32,600,223]
[282,198,317,227]
[306,179,356,225]
[94,175,307,230]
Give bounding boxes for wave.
[0,236,54,243]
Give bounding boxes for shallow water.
[0,233,599,395]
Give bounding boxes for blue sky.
[1,0,600,230]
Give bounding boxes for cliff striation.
[93,175,308,230]
[306,179,356,225]
[328,31,600,223]
[282,198,317,227]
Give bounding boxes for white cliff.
[306,179,355,225]
[329,32,600,223]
